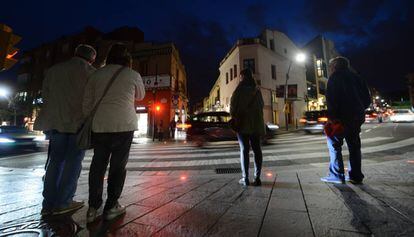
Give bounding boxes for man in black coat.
[321,56,371,184]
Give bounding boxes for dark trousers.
[43,131,85,209]
[326,121,365,181]
[237,133,263,179]
[88,131,133,211]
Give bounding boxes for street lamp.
[0,86,17,125]
[284,52,306,131]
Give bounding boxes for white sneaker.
[103,203,126,221]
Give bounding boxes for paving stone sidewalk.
[0,152,413,237]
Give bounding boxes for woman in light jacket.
[82,44,145,222]
[230,69,265,186]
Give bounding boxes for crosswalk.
[81,132,414,171]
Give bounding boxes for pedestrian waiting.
[230,69,265,186]
[321,56,371,184]
[82,43,145,223]
[34,44,97,216]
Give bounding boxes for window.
[230,68,233,81]
[243,58,255,73]
[226,73,229,84]
[234,65,237,78]
[269,39,274,51]
[271,65,276,79]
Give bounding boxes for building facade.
[132,42,188,138]
[213,29,307,128]
[15,27,188,137]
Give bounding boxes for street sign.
[143,74,170,89]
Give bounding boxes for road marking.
[365,129,372,133]
[81,137,414,168]
[92,136,393,160]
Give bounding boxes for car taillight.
[177,123,192,129]
[372,113,377,116]
[318,117,328,122]
[299,118,307,123]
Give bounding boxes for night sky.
[1,0,413,103]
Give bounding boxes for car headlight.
[34,135,46,141]
[0,138,16,143]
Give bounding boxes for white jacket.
[34,57,96,133]
[83,64,145,133]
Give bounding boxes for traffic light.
[0,24,21,71]
[155,105,161,112]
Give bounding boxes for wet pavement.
[1,152,414,237]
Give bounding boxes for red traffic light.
[155,105,161,112]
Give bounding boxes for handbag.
[229,89,259,132]
[324,121,344,138]
[76,66,125,149]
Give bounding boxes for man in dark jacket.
[321,56,371,184]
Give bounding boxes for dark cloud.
[161,14,232,103]
[245,3,267,29]
[303,0,349,32]
[347,2,414,92]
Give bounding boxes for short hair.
[329,56,350,70]
[106,43,132,66]
[74,44,96,62]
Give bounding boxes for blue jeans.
[42,131,85,209]
[237,133,263,179]
[326,121,364,181]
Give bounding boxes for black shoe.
[238,178,249,186]
[252,177,262,186]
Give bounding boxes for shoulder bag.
[76,66,125,149]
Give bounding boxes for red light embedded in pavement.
[266,172,272,177]
[407,160,414,164]
[180,176,187,180]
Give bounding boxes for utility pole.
[284,61,293,131]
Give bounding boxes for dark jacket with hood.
[230,84,266,135]
[326,69,371,124]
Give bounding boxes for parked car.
[0,126,43,151]
[186,111,278,146]
[389,109,414,123]
[300,110,328,134]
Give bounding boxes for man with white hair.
[321,56,371,184]
[34,44,97,215]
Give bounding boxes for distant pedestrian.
[158,120,164,141]
[169,119,176,139]
[321,56,371,184]
[34,44,97,216]
[83,43,145,223]
[230,69,265,186]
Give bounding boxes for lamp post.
[0,87,17,125]
[284,53,306,131]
